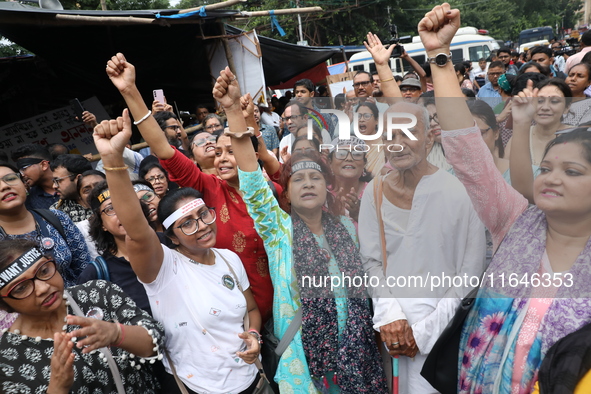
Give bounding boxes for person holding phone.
[104,53,277,324]
[92,106,262,394]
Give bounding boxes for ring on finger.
[391,342,400,347]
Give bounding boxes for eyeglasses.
[139,190,156,203]
[19,163,41,175]
[480,127,492,135]
[293,147,316,155]
[205,124,223,131]
[281,115,303,122]
[333,150,364,161]
[429,113,439,123]
[101,204,116,216]
[193,135,217,147]
[1,260,57,300]
[487,72,503,77]
[146,175,166,184]
[175,208,216,236]
[165,125,181,131]
[0,173,22,186]
[52,174,73,186]
[498,55,510,59]
[357,113,374,120]
[400,87,421,93]
[353,81,372,88]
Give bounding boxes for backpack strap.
[373,175,388,274]
[267,180,279,202]
[90,256,111,282]
[31,209,67,241]
[215,250,301,356]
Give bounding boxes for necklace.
[3,294,71,342]
[0,221,54,251]
[186,249,214,266]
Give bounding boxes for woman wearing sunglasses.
[92,108,262,394]
[0,238,164,393]
[191,132,218,175]
[0,162,91,330]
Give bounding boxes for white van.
[519,39,550,54]
[348,27,500,75]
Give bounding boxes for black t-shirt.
[77,254,152,315]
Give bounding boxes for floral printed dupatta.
[459,293,543,394]
[458,206,591,394]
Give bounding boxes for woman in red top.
[105,53,275,322]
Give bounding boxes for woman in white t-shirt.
[91,104,262,394]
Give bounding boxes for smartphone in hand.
[153,89,165,104]
[70,98,85,121]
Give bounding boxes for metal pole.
[296,0,304,43]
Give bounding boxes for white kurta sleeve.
[359,179,407,330]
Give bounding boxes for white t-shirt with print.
[141,246,257,394]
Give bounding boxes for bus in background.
[518,27,554,47]
[347,27,499,76]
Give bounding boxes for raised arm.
[418,4,469,120]
[213,68,288,249]
[401,50,428,92]
[419,3,528,248]
[364,32,403,99]
[509,80,537,203]
[106,53,175,160]
[240,94,281,176]
[212,67,259,173]
[92,109,163,283]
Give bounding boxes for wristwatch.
[223,127,255,138]
[427,53,452,67]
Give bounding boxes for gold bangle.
[103,165,129,171]
[380,76,395,83]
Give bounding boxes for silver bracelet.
[133,110,152,126]
[223,127,255,139]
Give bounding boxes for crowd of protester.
[2,3,591,393]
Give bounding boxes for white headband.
[162,198,205,229]
[133,184,153,193]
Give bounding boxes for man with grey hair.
[358,101,486,393]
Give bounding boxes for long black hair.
[88,181,150,256]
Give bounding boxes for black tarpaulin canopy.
[0,2,338,126]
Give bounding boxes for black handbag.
[420,285,479,394]
[260,310,302,393]
[260,318,280,393]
